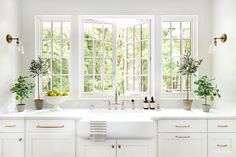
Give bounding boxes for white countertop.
[0,108,236,120]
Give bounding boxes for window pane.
[84,23,93,39]
[94,75,102,91]
[141,59,148,75]
[134,42,141,58]
[95,40,102,56]
[162,40,170,58]
[163,75,171,92]
[162,22,170,39]
[141,41,148,58]
[43,76,50,91]
[95,58,102,74]
[134,76,141,92]
[42,22,51,40]
[62,58,69,74]
[104,58,112,74]
[183,39,191,55]
[94,24,103,40]
[62,22,71,57]
[141,76,148,92]
[62,75,69,92]
[104,75,112,91]
[134,59,141,74]
[104,42,112,58]
[104,24,112,41]
[127,27,133,41]
[134,25,141,41]
[53,22,61,57]
[84,76,93,92]
[84,40,93,57]
[52,75,60,91]
[42,39,51,57]
[52,58,60,74]
[172,40,181,57]
[182,22,191,39]
[171,22,180,39]
[84,58,93,74]
[126,76,133,91]
[141,23,148,40]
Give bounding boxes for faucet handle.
[104,100,112,110]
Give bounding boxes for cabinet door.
[208,133,236,157]
[77,139,116,157]
[26,133,75,157]
[159,133,207,157]
[117,139,154,157]
[0,133,24,157]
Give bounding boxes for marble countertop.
[0,108,236,120]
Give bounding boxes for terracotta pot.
[34,99,43,110]
[16,104,25,112]
[183,99,193,110]
[202,104,211,112]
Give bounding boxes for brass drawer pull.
[175,136,190,139]
[217,125,229,128]
[36,125,64,128]
[175,125,190,128]
[217,144,228,148]
[118,145,121,149]
[5,125,16,128]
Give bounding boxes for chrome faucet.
[115,88,118,105]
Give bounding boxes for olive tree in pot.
[29,57,48,110]
[194,76,221,112]
[10,76,34,112]
[178,53,203,110]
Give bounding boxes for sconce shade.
[6,34,19,44]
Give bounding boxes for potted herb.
[10,76,34,112]
[194,76,221,112]
[178,53,203,110]
[29,57,48,110]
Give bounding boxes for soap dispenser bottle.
[150,96,155,110]
[143,97,149,110]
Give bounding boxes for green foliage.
[194,76,221,105]
[29,57,48,99]
[178,53,202,100]
[10,76,35,104]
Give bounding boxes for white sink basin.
[79,109,155,138]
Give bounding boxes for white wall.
[212,0,236,112]
[20,0,213,108]
[0,0,21,112]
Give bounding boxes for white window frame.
[35,15,72,98]
[160,15,198,99]
[78,15,154,100]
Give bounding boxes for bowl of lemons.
[44,90,68,112]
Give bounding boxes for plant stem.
[186,74,190,100]
[204,96,207,105]
[20,98,23,104]
[37,73,40,100]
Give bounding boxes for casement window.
[38,17,71,93]
[81,17,151,97]
[161,16,197,94]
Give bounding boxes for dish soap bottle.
[150,96,155,110]
[143,97,149,110]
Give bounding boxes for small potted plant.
[10,76,34,112]
[178,53,203,110]
[29,57,48,110]
[194,76,221,112]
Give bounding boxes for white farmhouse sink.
[79,109,155,139]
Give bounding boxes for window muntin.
[82,19,150,96]
[162,20,192,93]
[41,20,71,93]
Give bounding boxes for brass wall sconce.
[6,34,24,54]
[6,34,20,44]
[214,33,227,46]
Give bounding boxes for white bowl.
[44,96,68,111]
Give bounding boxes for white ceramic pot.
[44,96,68,112]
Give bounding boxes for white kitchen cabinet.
[26,120,75,157]
[208,133,236,157]
[0,133,24,157]
[159,133,207,157]
[77,139,154,157]
[117,139,154,157]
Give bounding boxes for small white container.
[44,96,68,111]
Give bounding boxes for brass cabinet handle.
[217,144,228,148]
[5,125,16,128]
[175,125,190,128]
[217,125,229,128]
[36,125,64,128]
[112,145,115,149]
[118,145,121,148]
[175,136,190,139]
[18,138,23,142]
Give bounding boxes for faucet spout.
[115,88,118,105]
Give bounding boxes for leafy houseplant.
[10,76,34,112]
[194,76,221,112]
[29,57,48,110]
[178,53,203,110]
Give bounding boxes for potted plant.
[10,76,34,112]
[29,57,48,110]
[194,76,221,112]
[178,53,203,110]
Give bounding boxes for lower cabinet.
[77,139,154,157]
[208,133,236,157]
[159,133,207,157]
[0,133,24,157]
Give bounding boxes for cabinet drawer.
[208,120,236,132]
[208,133,236,157]
[0,120,24,132]
[26,120,75,132]
[158,120,207,132]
